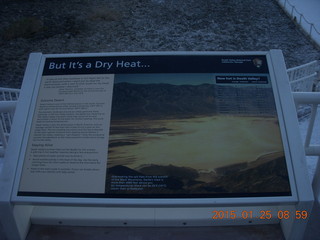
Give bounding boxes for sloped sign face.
[18,53,292,199]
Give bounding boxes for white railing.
[293,92,320,204]
[293,92,320,156]
[289,61,320,172]
[287,60,320,92]
[277,0,320,47]
[0,87,20,101]
[0,88,20,157]
[288,60,320,205]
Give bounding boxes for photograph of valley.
[106,73,292,197]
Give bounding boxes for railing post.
[291,5,294,18]
[310,24,313,36]
[299,14,302,25]
[305,104,317,148]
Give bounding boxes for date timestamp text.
[212,210,309,220]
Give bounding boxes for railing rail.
[277,0,320,47]
[293,92,320,204]
[293,92,320,156]
[287,60,320,92]
[0,88,20,157]
[0,87,20,101]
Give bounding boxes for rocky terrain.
[0,0,319,88]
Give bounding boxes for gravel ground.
[0,0,319,88]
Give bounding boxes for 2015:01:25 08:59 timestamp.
[212,210,308,220]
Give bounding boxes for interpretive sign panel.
[19,73,114,193]
[17,53,293,199]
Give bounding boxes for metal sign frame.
[0,50,313,240]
